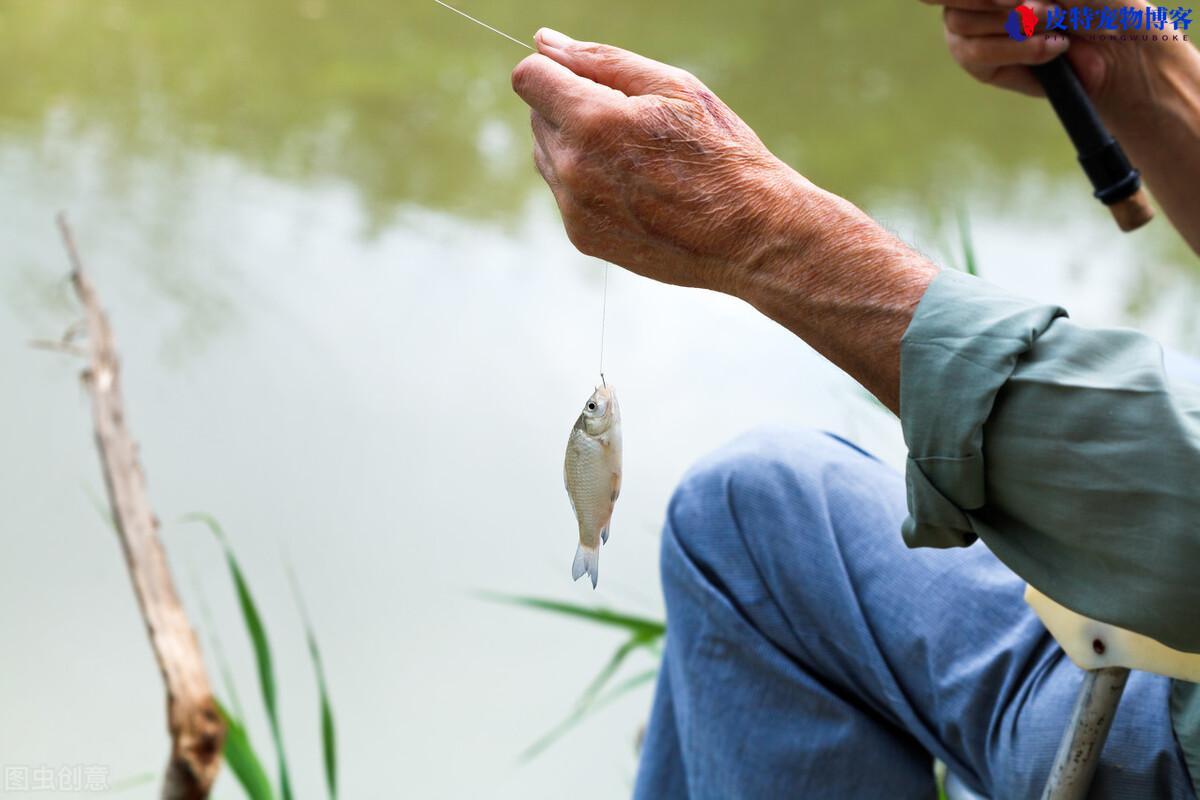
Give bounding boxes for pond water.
[2,1,1197,797]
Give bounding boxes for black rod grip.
[1030,55,1141,206]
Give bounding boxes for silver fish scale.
[565,429,613,548]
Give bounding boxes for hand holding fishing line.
[512,30,828,298]
[510,28,937,412]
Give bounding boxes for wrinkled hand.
[511,29,825,296]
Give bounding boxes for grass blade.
[285,559,338,800]
[574,635,644,712]
[216,699,276,800]
[484,592,667,760]
[480,593,666,640]
[956,207,979,276]
[520,637,657,762]
[183,513,293,800]
[591,667,658,709]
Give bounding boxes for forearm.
[733,179,937,413]
[1100,44,1200,253]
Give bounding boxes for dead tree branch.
[57,213,224,798]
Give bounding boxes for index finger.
[511,52,625,128]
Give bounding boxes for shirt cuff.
[898,269,1066,549]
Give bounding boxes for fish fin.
[601,526,609,545]
[571,543,599,589]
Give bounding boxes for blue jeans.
[633,427,1195,799]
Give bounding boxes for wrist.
[731,178,927,313]
[728,178,937,409]
[725,169,846,303]
[1097,41,1200,139]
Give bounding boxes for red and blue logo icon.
[1005,4,1039,39]
[1005,4,1193,39]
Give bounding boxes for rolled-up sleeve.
[900,268,1200,654]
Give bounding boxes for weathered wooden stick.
[57,213,225,799]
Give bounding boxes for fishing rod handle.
[1030,55,1154,232]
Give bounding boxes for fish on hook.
[563,384,622,588]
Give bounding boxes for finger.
[944,1,1053,36]
[946,30,1070,67]
[921,0,1022,11]
[533,28,694,98]
[1065,42,1110,96]
[511,52,625,127]
[944,8,1011,35]
[980,64,1047,95]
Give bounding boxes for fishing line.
[599,262,609,387]
[434,0,614,387]
[432,0,532,50]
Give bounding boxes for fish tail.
[571,542,600,589]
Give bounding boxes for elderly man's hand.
[511,29,833,296]
[510,29,940,410]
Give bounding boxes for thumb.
[533,28,693,98]
[1065,41,1110,98]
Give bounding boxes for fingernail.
[537,28,573,49]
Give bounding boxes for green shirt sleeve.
[899,268,1200,654]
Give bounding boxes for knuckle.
[943,9,967,35]
[954,35,984,64]
[572,102,620,139]
[675,67,703,89]
[563,217,597,256]
[1028,36,1057,63]
[554,153,584,188]
[576,41,614,59]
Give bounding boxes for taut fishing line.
[599,262,609,387]
[431,0,532,50]
[433,0,613,389]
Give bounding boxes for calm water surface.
[2,1,1197,797]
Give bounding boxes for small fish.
[564,384,622,588]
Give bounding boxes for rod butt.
[1108,188,1154,232]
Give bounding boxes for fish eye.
[586,401,597,411]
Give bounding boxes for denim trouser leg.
[633,427,1193,800]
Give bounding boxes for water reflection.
[2,0,1166,219]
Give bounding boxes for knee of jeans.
[661,426,861,605]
